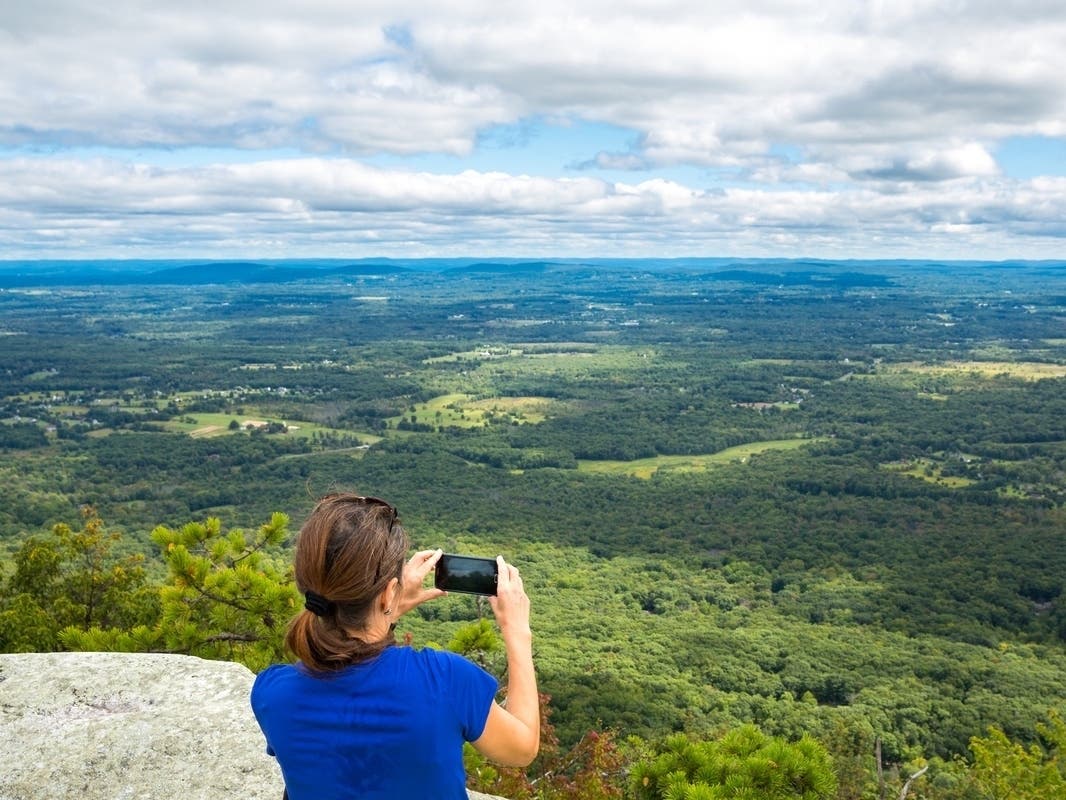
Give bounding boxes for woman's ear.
[383,576,400,614]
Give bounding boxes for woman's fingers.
[489,557,530,637]
[495,556,522,587]
[404,549,442,582]
[396,549,445,615]
[417,548,443,576]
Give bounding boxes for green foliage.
[967,710,1066,800]
[0,421,48,450]
[62,513,298,671]
[395,535,1066,762]
[628,726,837,800]
[0,507,156,651]
[447,616,504,671]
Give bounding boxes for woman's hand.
[488,556,531,645]
[394,548,446,616]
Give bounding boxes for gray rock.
[0,651,282,800]
[0,652,504,800]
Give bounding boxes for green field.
[877,360,1066,381]
[163,412,345,440]
[579,438,825,478]
[389,392,560,429]
[881,458,977,488]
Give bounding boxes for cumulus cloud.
[2,156,1064,259]
[5,2,1066,167]
[2,0,1066,257]
[0,2,517,153]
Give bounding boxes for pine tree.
[62,513,298,671]
[628,725,837,800]
[0,506,156,652]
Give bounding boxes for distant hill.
[0,261,411,287]
[1,257,1060,288]
[142,262,306,284]
[443,261,559,275]
[143,262,411,285]
[703,269,894,288]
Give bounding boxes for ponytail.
[286,608,393,673]
[284,493,408,673]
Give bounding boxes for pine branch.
[203,632,261,644]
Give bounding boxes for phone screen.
[434,554,499,596]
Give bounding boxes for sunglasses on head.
[320,494,402,581]
[319,492,399,527]
[357,495,398,530]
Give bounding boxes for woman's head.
[286,493,409,671]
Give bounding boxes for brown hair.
[285,493,409,672]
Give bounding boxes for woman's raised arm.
[472,557,539,767]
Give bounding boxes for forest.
[0,257,1064,798]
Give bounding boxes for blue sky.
[2,1,1066,260]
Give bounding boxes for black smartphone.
[434,554,499,596]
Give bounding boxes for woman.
[250,493,539,799]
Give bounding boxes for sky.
[2,0,1066,261]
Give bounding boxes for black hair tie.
[304,590,336,617]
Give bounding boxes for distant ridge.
[0,261,411,287]
[704,269,894,288]
[143,262,411,284]
[0,257,1060,288]
[443,261,558,275]
[143,262,304,284]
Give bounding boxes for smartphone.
[434,554,499,596]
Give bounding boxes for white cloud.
[5,2,1065,164]
[1,156,1064,259]
[2,1,1066,256]
[904,142,1000,180]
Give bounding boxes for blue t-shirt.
[250,646,498,799]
